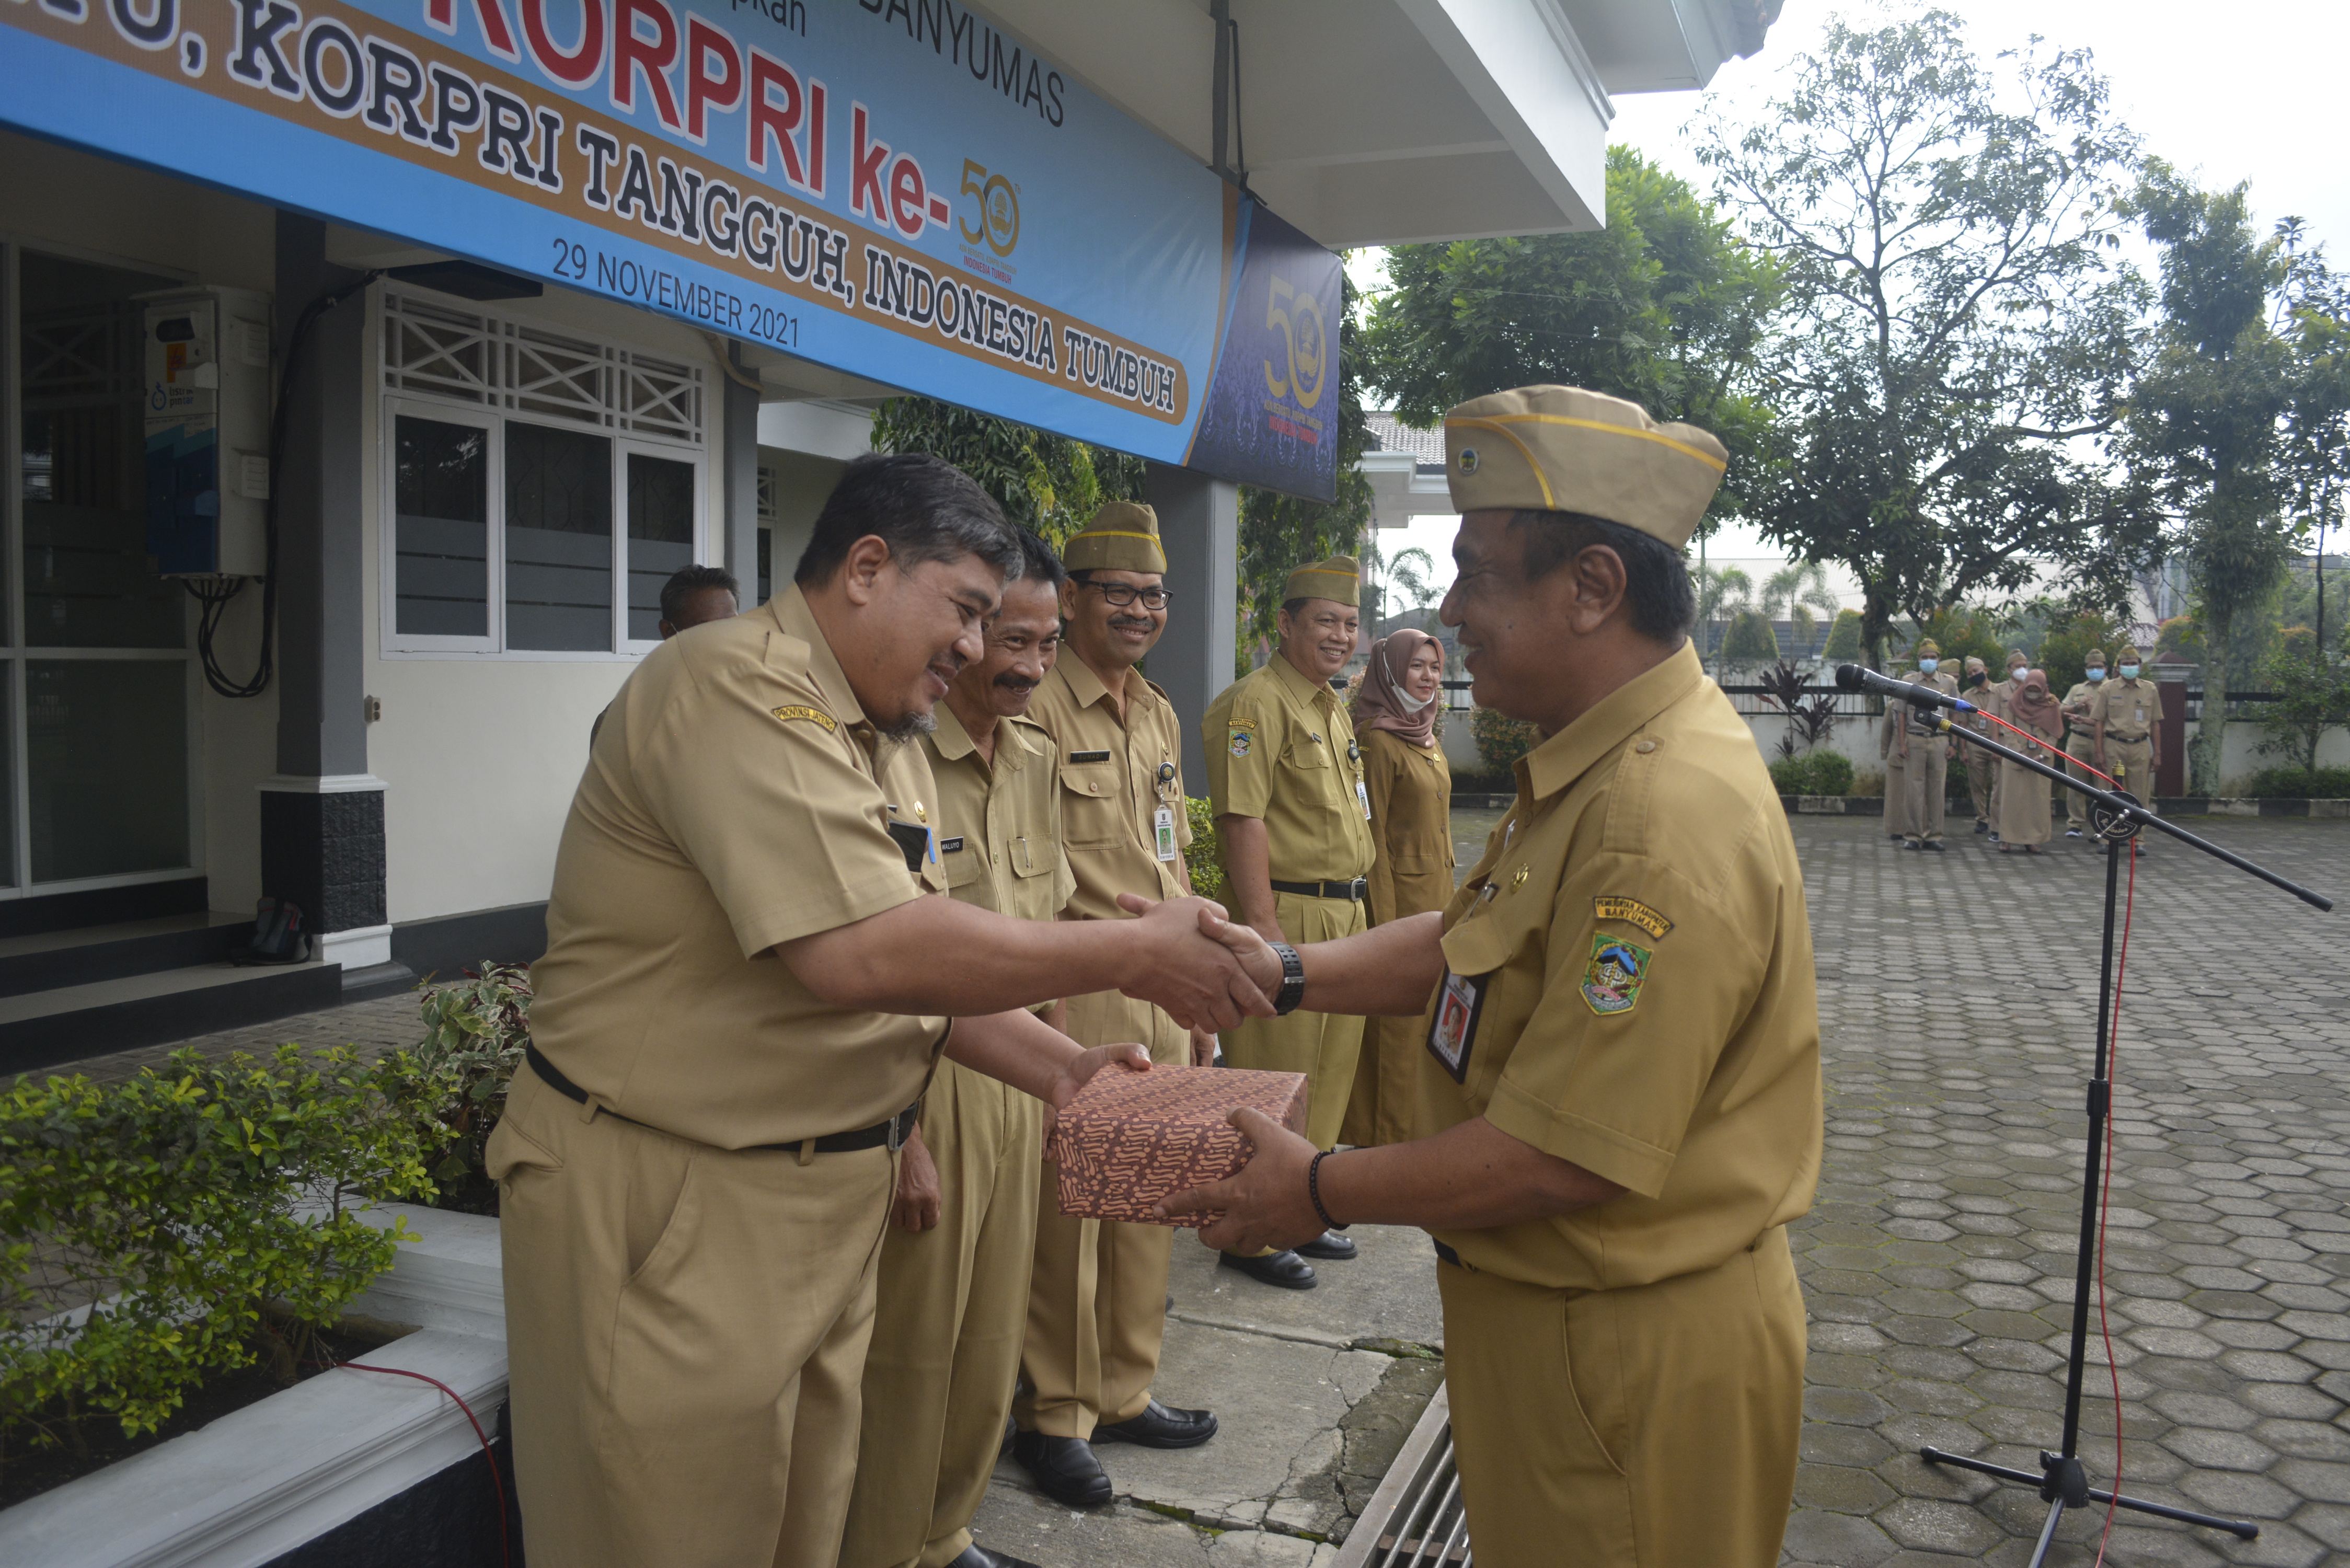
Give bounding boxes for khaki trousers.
[489,1065,893,1568]
[1902,734,1949,843]
[1965,736,1996,823]
[1881,755,1912,838]
[1439,1228,1806,1568]
[1017,988,1187,1438]
[1221,890,1369,1150]
[2106,736,2155,802]
[2064,735,2098,828]
[840,1060,1041,1568]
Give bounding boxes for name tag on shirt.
[940,836,966,854]
[1154,805,1178,861]
[1069,750,1111,763]
[1426,970,1487,1082]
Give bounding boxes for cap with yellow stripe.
[1283,555,1360,607]
[1443,385,1728,550]
[1062,500,1167,574]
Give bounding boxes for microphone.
[1834,663,1977,714]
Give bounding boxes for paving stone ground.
[48,812,2350,1565]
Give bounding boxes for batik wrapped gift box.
[1048,1064,1310,1227]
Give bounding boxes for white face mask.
[2010,668,2028,683]
[2120,664,2139,679]
[1917,658,1938,673]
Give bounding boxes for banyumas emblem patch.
[1228,721,1257,758]
[1581,935,1653,1017]
[771,705,837,733]
[1593,896,1673,940]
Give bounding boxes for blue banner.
[1,0,1340,499]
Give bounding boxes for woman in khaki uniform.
[1995,667,2064,853]
[1341,629,1454,1147]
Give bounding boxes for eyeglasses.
[1080,581,1173,610]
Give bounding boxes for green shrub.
[1183,797,1225,904]
[1721,609,1781,662]
[1822,609,1864,662]
[406,963,533,1202]
[1768,750,1856,797]
[1470,706,1542,776]
[1,1046,443,1459]
[2241,765,2350,799]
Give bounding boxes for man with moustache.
[840,529,1073,1568]
[493,458,1268,1568]
[1160,387,1821,1568]
[1200,558,1378,1287]
[1011,501,1221,1508]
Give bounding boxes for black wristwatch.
[1268,941,1306,1015]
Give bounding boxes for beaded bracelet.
[1308,1149,1349,1231]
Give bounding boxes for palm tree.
[1758,561,1842,661]
[1695,564,1753,673]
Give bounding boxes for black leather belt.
[1271,878,1367,901]
[524,1045,919,1153]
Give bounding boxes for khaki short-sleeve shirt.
[1200,658,1377,884]
[1410,643,1823,1292]
[923,706,1076,924]
[1026,656,1190,919]
[528,585,948,1150]
[2094,676,2163,741]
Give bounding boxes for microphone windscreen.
[1834,664,1865,691]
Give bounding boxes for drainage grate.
[1333,1382,1472,1568]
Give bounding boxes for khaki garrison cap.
[1283,555,1360,607]
[2118,644,2143,661]
[1443,385,1728,550]
[2087,647,2107,664]
[1063,501,1166,574]
[1916,638,1941,657]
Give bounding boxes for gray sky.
[1368,1,2350,603]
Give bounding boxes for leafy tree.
[2282,249,2350,652]
[1910,606,2013,684]
[1364,146,1782,526]
[1822,608,1864,662]
[2123,164,2305,790]
[868,397,1145,549]
[1721,609,1781,663]
[1699,10,2156,664]
[2254,629,2350,778]
[1695,563,1753,667]
[2034,609,2125,702]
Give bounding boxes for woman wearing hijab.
[1339,628,1455,1147]
[1996,667,2065,854]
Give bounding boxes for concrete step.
[0,912,249,999]
[0,960,343,1079]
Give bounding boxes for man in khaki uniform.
[1877,668,1914,842]
[2095,643,2164,811]
[2058,648,2109,839]
[1956,655,1997,832]
[1897,638,1958,850]
[1201,557,1378,1286]
[1163,386,1822,1568]
[841,531,1073,1568]
[494,457,1268,1568]
[1012,501,1220,1509]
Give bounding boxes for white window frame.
[377,291,708,662]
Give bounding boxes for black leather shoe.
[1974,821,1990,834]
[1297,1229,1357,1261]
[1922,840,1946,852]
[1009,1431,1112,1508]
[1219,1249,1318,1289]
[946,1546,1044,1568]
[1095,1398,1219,1449]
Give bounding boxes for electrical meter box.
[140,287,272,577]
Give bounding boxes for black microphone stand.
[1908,702,2332,1562]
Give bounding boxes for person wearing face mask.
[1957,656,1998,832]
[2058,649,2109,840]
[1341,628,1457,1146]
[2093,644,2164,821]
[1877,665,1916,844]
[1896,640,1959,850]
[1980,650,2029,843]
[1995,666,2064,853]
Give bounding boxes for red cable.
[1957,706,2125,791]
[2090,840,2140,1567]
[327,1356,513,1568]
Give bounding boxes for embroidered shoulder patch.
[1228,719,1258,758]
[1581,935,1653,1017]
[771,705,837,733]
[1593,896,1673,940]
